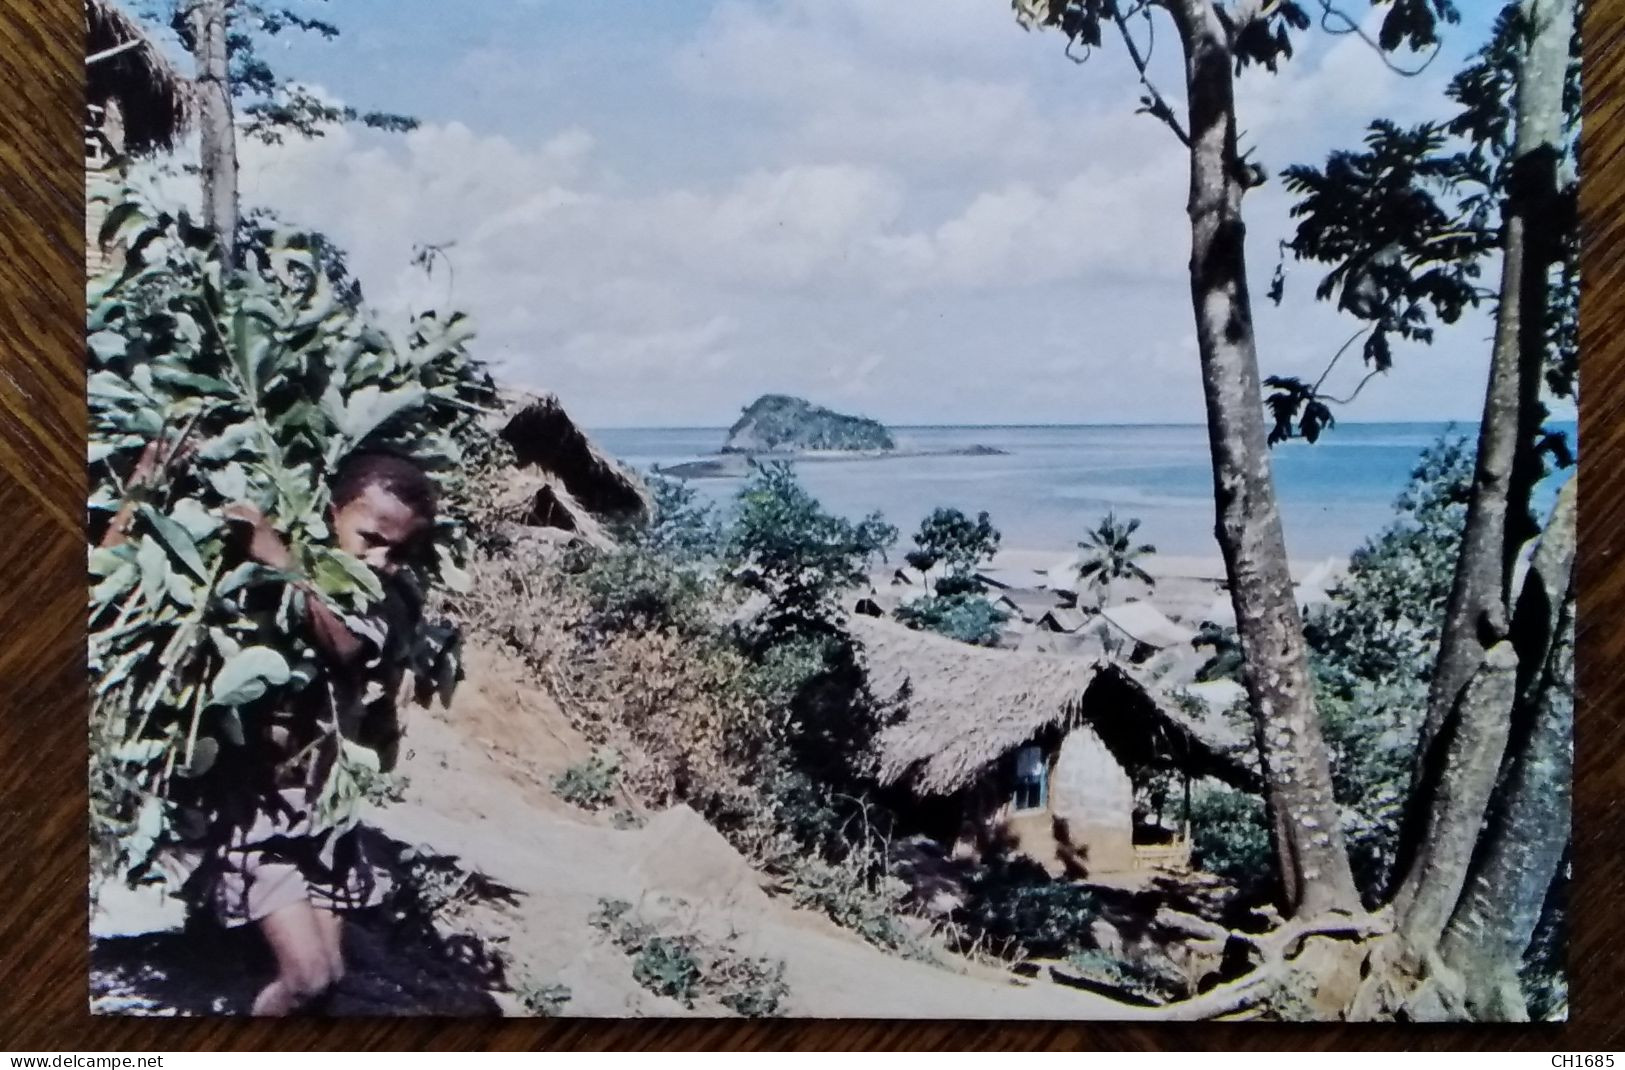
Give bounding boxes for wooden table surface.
[3,0,1622,1051]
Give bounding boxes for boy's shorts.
[207,788,389,928]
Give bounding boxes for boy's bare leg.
[313,907,346,983]
[252,900,340,1016]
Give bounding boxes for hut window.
[1011,745,1048,812]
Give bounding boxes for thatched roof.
[1098,601,1194,649]
[496,390,652,523]
[857,615,1259,796]
[86,0,192,155]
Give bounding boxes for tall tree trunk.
[193,0,238,260]
[1436,479,1576,1020]
[1396,0,1576,938]
[1170,0,1358,918]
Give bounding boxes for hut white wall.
[1050,725,1135,872]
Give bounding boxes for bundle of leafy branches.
[87,183,495,889]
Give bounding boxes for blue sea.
[589,423,1577,561]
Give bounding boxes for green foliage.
[144,0,417,145]
[894,593,1008,647]
[1075,511,1156,603]
[551,753,620,812]
[635,475,726,563]
[1192,620,1244,682]
[1064,948,1168,1003]
[511,977,573,1017]
[589,898,789,1015]
[723,394,894,453]
[727,461,896,632]
[1306,436,1472,899]
[775,848,913,952]
[905,507,1001,591]
[958,862,1100,959]
[87,185,493,882]
[1273,1,1580,445]
[1188,781,1274,895]
[1012,1,1456,77]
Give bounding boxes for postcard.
[86,0,1577,1021]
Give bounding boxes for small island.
[722,394,895,454]
[656,394,1007,478]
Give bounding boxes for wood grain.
[1,0,1620,1049]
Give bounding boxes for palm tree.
[1076,512,1156,607]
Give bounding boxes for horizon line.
[582,418,1576,432]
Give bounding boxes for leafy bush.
[511,977,573,1017]
[958,862,1100,959]
[574,475,726,638]
[1188,781,1274,894]
[894,592,1009,646]
[727,461,895,633]
[87,186,492,883]
[551,753,620,811]
[1305,435,1473,900]
[589,898,789,1015]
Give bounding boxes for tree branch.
[1313,1,1445,77]
[1113,7,1191,147]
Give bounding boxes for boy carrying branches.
[103,441,441,1015]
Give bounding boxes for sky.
[211,0,1522,429]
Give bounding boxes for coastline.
[657,444,1007,479]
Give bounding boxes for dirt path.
[371,647,1131,1018]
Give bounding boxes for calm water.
[589,423,1577,560]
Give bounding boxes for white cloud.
[230,0,1494,427]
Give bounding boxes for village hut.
[496,390,653,526]
[86,0,193,274]
[1037,606,1088,634]
[855,616,1258,879]
[1097,601,1195,664]
[994,588,1061,624]
[87,0,191,158]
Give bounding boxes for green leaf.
[307,546,384,603]
[113,739,168,765]
[169,498,222,543]
[217,708,246,747]
[87,370,147,406]
[88,331,128,364]
[208,646,292,707]
[178,736,219,778]
[138,504,209,581]
[216,561,265,598]
[136,536,171,610]
[339,385,425,445]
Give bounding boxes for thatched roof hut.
[496,390,652,524]
[86,0,192,156]
[855,615,1258,797]
[1098,601,1194,650]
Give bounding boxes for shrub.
[589,898,789,1015]
[958,862,1100,959]
[1305,435,1474,900]
[1188,781,1274,894]
[552,753,620,811]
[894,592,1008,646]
[512,978,573,1017]
[727,461,895,633]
